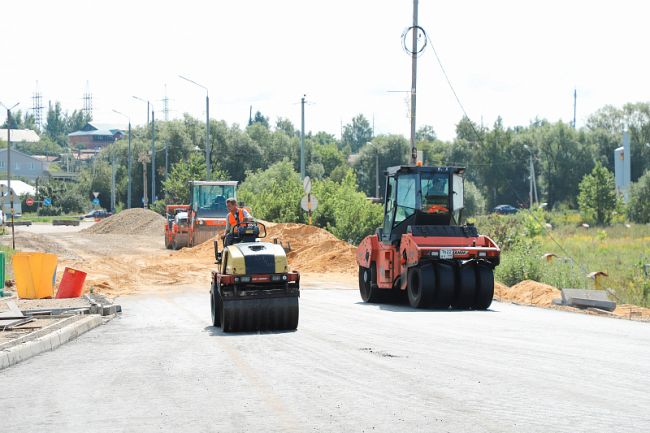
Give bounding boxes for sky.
[1,0,649,141]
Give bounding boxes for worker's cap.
[226,197,237,205]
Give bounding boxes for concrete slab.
[561,288,617,311]
[0,314,104,370]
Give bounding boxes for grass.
[473,212,650,307]
[538,224,650,306]
[17,212,80,223]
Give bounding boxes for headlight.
[271,274,282,281]
[478,252,487,257]
[430,251,439,257]
[240,276,251,283]
[282,275,287,281]
[234,277,239,283]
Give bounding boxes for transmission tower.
[32,81,44,129]
[162,84,170,121]
[83,81,93,117]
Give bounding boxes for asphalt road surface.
[1,279,649,432]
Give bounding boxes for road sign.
[93,192,100,198]
[25,197,34,206]
[303,176,311,194]
[43,197,52,207]
[92,198,100,206]
[300,194,318,212]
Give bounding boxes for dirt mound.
[178,222,358,276]
[494,280,560,307]
[81,208,165,236]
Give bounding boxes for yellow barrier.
[13,252,58,299]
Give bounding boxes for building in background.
[0,148,50,181]
[68,122,124,150]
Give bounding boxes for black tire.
[474,265,494,310]
[433,263,454,309]
[210,282,221,327]
[453,264,477,309]
[407,264,436,308]
[359,263,383,303]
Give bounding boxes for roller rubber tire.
[407,264,436,308]
[453,264,477,309]
[210,282,221,327]
[433,263,454,309]
[359,264,383,303]
[475,265,494,310]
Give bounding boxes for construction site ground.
[1,212,649,432]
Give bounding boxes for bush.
[312,171,383,244]
[577,162,618,225]
[628,170,650,223]
[37,206,62,216]
[495,238,542,286]
[58,190,86,214]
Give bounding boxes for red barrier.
[56,267,87,299]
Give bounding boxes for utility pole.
[206,92,210,179]
[138,151,150,208]
[178,76,210,179]
[572,88,577,129]
[165,139,169,181]
[110,145,116,212]
[529,154,534,208]
[113,110,132,208]
[151,110,156,202]
[376,152,380,198]
[127,121,132,208]
[300,95,306,180]
[1,102,19,249]
[409,0,419,164]
[524,144,538,208]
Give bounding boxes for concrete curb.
[0,314,104,371]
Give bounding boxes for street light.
[367,141,380,198]
[133,96,157,205]
[1,101,20,249]
[179,75,210,180]
[113,109,132,209]
[523,144,538,208]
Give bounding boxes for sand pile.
[81,208,165,236]
[494,280,561,307]
[178,222,358,276]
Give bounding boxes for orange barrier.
[13,252,58,299]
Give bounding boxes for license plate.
[439,249,453,259]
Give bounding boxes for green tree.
[628,170,650,223]
[341,114,372,153]
[416,125,437,142]
[238,160,303,222]
[162,153,207,204]
[586,102,650,181]
[250,111,269,128]
[45,101,66,144]
[463,180,487,216]
[311,143,346,175]
[353,134,408,197]
[312,171,383,244]
[577,162,618,225]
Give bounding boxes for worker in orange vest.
[223,197,252,247]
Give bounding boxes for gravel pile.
[81,208,165,236]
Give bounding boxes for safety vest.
[228,208,246,231]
